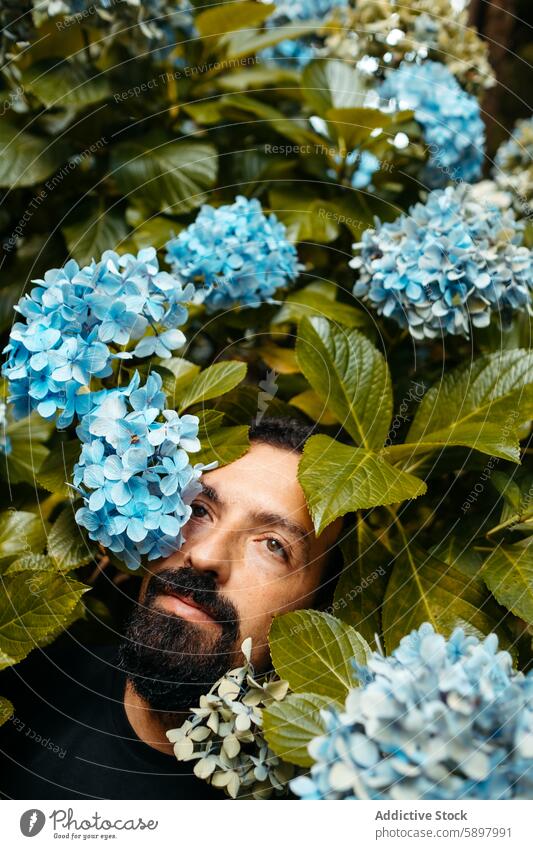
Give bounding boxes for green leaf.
[0,571,89,670]
[111,136,217,215]
[155,358,201,408]
[272,281,370,332]
[0,511,48,572]
[222,22,320,63]
[0,121,66,187]
[178,361,247,412]
[36,440,81,497]
[0,696,13,726]
[268,188,341,244]
[289,389,339,425]
[429,536,483,580]
[195,425,250,467]
[2,441,49,486]
[490,470,533,532]
[481,541,533,625]
[47,508,95,572]
[269,610,370,702]
[21,59,111,108]
[382,542,513,653]
[332,520,392,648]
[213,385,299,424]
[302,60,367,114]
[263,693,329,767]
[399,350,533,463]
[299,435,427,535]
[326,107,395,150]
[296,317,392,448]
[6,554,56,574]
[63,200,128,266]
[195,1,274,40]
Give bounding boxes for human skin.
[124,441,342,753]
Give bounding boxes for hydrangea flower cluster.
[73,370,205,569]
[292,623,533,800]
[1,247,193,427]
[168,638,294,799]
[262,0,348,67]
[379,61,485,188]
[493,117,533,217]
[165,196,301,312]
[325,0,493,95]
[351,183,533,339]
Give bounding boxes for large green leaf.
[155,358,201,407]
[296,317,392,448]
[394,351,533,464]
[326,107,408,150]
[0,571,89,670]
[195,425,250,467]
[332,520,392,648]
[0,121,66,187]
[35,439,81,497]
[263,693,329,767]
[0,696,13,727]
[382,542,513,653]
[178,361,247,412]
[21,60,111,108]
[0,511,48,573]
[481,541,533,625]
[213,385,299,424]
[63,201,128,266]
[298,435,426,535]
[195,1,274,40]
[3,412,54,486]
[272,281,370,332]
[302,60,367,114]
[47,508,95,572]
[269,610,370,702]
[269,188,342,244]
[111,136,217,214]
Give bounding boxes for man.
[0,418,342,800]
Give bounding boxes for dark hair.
[248,416,344,609]
[248,416,316,453]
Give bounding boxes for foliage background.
[0,0,532,796]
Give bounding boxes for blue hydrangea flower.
[351,183,533,339]
[292,623,533,801]
[261,1,348,67]
[2,247,193,426]
[165,196,301,312]
[379,61,485,188]
[73,370,209,570]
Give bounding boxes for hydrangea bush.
[351,183,533,338]
[291,624,533,800]
[379,61,485,187]
[166,196,301,312]
[262,0,348,66]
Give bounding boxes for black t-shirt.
[0,641,221,800]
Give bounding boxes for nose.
[182,526,234,586]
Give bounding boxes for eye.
[264,537,288,559]
[191,503,208,519]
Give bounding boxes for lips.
[156,589,217,626]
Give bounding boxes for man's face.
[119,441,340,712]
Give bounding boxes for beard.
[118,567,240,714]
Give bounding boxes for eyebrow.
[198,483,311,555]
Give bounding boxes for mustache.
[144,566,240,629]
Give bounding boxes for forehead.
[201,441,314,532]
